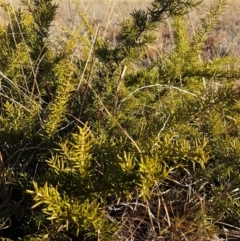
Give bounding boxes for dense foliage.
[0,0,240,240]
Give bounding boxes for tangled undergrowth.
[0,0,240,240]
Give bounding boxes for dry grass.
[54,0,240,58]
[2,0,240,58]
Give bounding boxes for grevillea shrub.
[0,0,240,240]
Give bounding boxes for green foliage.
[46,124,94,180]
[27,182,107,237]
[1,0,240,240]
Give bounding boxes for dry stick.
[197,193,207,241]
[76,25,99,92]
[222,27,240,57]
[77,25,99,119]
[120,84,199,105]
[8,0,41,97]
[160,194,171,228]
[103,0,116,40]
[31,51,47,98]
[90,85,142,154]
[0,70,39,111]
[216,221,240,234]
[0,92,30,112]
[74,25,141,153]
[131,217,144,240]
[8,0,29,93]
[146,202,155,232]
[114,65,127,112]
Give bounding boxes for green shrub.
[0,0,240,240]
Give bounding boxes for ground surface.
[56,0,240,57]
[1,0,240,56]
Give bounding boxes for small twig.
[0,92,30,112]
[114,65,127,112]
[76,25,99,121]
[158,115,170,138]
[0,70,43,106]
[160,194,171,228]
[90,85,142,153]
[77,24,99,92]
[119,84,199,105]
